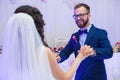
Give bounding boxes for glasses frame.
[73,12,89,19]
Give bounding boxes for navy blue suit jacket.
[59,24,113,80]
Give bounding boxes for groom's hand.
[54,53,61,63]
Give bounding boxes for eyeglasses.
[73,13,88,19]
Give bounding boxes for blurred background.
[0,0,120,48]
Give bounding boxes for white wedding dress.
[0,13,55,80]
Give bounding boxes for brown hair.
[14,5,48,47]
[74,3,90,13]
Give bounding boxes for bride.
[0,5,94,80]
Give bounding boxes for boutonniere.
[72,35,77,44]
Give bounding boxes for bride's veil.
[0,13,53,80]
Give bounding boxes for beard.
[76,17,89,28]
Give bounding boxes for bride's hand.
[77,45,95,60]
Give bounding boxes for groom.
[57,3,113,80]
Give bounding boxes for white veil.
[0,13,54,80]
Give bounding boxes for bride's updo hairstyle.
[14,5,48,47]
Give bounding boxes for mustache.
[76,19,84,22]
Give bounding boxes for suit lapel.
[85,25,96,44]
[75,31,81,48]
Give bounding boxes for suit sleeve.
[93,30,113,60]
[59,36,74,63]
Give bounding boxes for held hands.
[54,45,96,63]
[77,45,95,60]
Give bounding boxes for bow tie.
[79,29,87,35]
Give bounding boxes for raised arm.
[46,45,94,80]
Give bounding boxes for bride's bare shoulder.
[45,47,53,55]
[44,47,56,63]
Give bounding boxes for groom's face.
[73,6,90,28]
